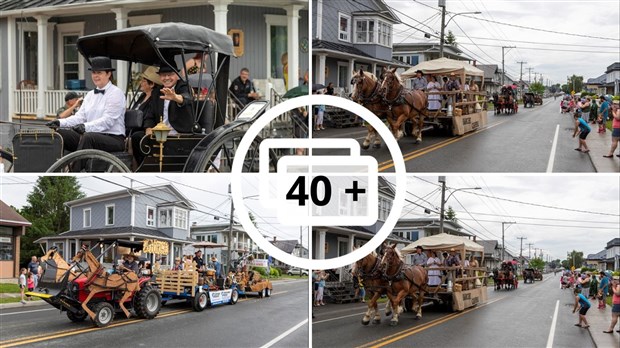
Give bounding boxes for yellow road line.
[357,297,505,348]
[0,309,190,348]
[378,120,508,172]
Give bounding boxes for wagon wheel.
[186,130,278,173]
[46,149,131,173]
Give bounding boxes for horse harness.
[382,83,425,118]
[357,257,390,292]
[383,258,426,292]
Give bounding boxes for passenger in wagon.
[122,252,140,274]
[46,56,126,154]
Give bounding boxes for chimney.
[192,221,197,226]
[273,236,277,242]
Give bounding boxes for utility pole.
[501,46,515,86]
[534,248,540,259]
[501,221,516,261]
[439,0,446,58]
[227,184,234,274]
[516,236,527,257]
[526,67,534,84]
[527,243,534,258]
[516,61,527,82]
[438,176,446,234]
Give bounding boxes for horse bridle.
[352,75,382,105]
[356,255,382,280]
[380,72,404,105]
[380,249,404,281]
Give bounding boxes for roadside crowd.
[565,270,620,334]
[566,94,620,158]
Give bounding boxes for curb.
[0,300,48,309]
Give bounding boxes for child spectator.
[26,272,35,300]
[572,288,591,328]
[19,268,27,304]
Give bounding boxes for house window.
[355,19,374,43]
[378,21,392,47]
[174,209,188,229]
[0,227,14,261]
[105,205,115,226]
[146,206,155,227]
[411,55,419,66]
[83,208,91,228]
[338,13,351,42]
[207,234,218,244]
[159,208,172,228]
[62,35,79,81]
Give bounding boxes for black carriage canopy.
[76,22,235,65]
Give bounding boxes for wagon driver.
[411,70,427,91]
[46,56,125,153]
[132,60,194,165]
[122,252,140,274]
[412,245,428,266]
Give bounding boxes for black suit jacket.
[144,81,194,133]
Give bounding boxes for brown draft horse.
[72,245,140,320]
[380,244,428,326]
[378,68,428,144]
[40,246,82,283]
[352,248,393,325]
[350,69,389,150]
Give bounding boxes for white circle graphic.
[230,95,406,270]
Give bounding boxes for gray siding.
[314,0,380,45]
[133,188,181,229]
[357,44,392,62]
[0,18,9,147]
[71,197,132,231]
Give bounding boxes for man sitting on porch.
[46,56,126,154]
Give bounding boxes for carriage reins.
[354,79,382,105]
[382,253,426,292]
[382,81,426,117]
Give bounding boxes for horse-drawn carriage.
[523,268,535,283]
[27,241,161,327]
[534,94,543,105]
[523,93,536,108]
[493,85,518,114]
[2,23,280,173]
[492,261,519,290]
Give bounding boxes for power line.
[457,42,619,54]
[452,210,619,225]
[452,35,620,49]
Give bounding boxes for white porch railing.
[13,89,89,117]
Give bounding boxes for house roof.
[0,0,94,11]
[270,239,299,254]
[606,238,620,249]
[392,43,469,60]
[313,39,410,68]
[396,218,466,235]
[34,226,191,244]
[605,62,620,74]
[65,184,195,209]
[586,250,607,260]
[477,64,499,80]
[476,240,499,256]
[586,74,607,84]
[351,0,401,24]
[0,200,31,227]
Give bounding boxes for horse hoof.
[415,315,422,320]
[414,139,421,144]
[361,143,370,150]
[385,311,392,317]
[372,143,381,149]
[362,319,370,326]
[372,319,381,325]
[390,320,398,326]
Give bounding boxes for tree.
[529,257,545,270]
[445,30,457,47]
[19,177,85,266]
[444,206,457,223]
[566,250,584,269]
[566,75,584,93]
[529,82,545,95]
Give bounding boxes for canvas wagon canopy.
[77,22,235,66]
[401,57,484,79]
[401,233,484,254]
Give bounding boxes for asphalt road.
[315,98,595,173]
[0,279,308,348]
[312,274,595,348]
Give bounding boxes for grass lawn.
[0,297,42,304]
[0,283,21,293]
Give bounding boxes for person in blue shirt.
[598,96,610,133]
[599,271,610,309]
[573,288,591,328]
[211,256,222,279]
[573,115,591,152]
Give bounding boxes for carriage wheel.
[187,130,277,173]
[0,149,14,173]
[46,149,131,173]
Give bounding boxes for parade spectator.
[573,114,591,153]
[427,76,442,111]
[590,97,599,123]
[578,98,591,121]
[358,277,366,303]
[589,272,599,299]
[315,102,325,131]
[579,273,591,298]
[573,288,591,328]
[604,101,620,158]
[211,256,222,278]
[411,70,427,91]
[603,276,620,333]
[326,82,335,96]
[598,96,610,133]
[229,68,258,108]
[27,256,40,288]
[172,257,183,271]
[56,92,82,119]
[312,270,319,306]
[314,270,326,306]
[599,271,610,309]
[412,246,428,266]
[133,62,193,165]
[426,250,441,287]
[18,268,27,304]
[446,248,461,267]
[46,56,126,154]
[26,272,35,298]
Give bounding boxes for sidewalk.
[586,303,620,348]
[585,126,620,173]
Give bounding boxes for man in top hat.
[133,61,193,164]
[411,70,427,91]
[56,91,83,119]
[412,245,428,266]
[47,56,126,154]
[122,252,140,274]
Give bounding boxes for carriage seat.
[108,109,145,170]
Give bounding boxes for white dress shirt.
[59,81,126,135]
[162,99,178,136]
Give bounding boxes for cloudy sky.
[386,0,620,85]
[0,175,308,248]
[402,175,620,261]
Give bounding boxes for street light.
[501,221,516,261]
[438,2,481,58]
[438,176,481,234]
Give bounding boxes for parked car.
[287,268,308,276]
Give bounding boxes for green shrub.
[252,266,267,276]
[270,268,281,277]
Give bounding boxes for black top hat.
[88,56,115,71]
[415,70,423,74]
[158,60,179,74]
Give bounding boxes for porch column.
[372,63,377,76]
[35,15,50,119]
[316,229,327,260]
[286,5,303,89]
[169,242,174,267]
[112,8,129,92]
[316,54,326,85]
[7,16,15,121]
[347,235,355,255]
[211,0,232,34]
[348,58,355,94]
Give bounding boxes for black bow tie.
[94,89,105,95]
